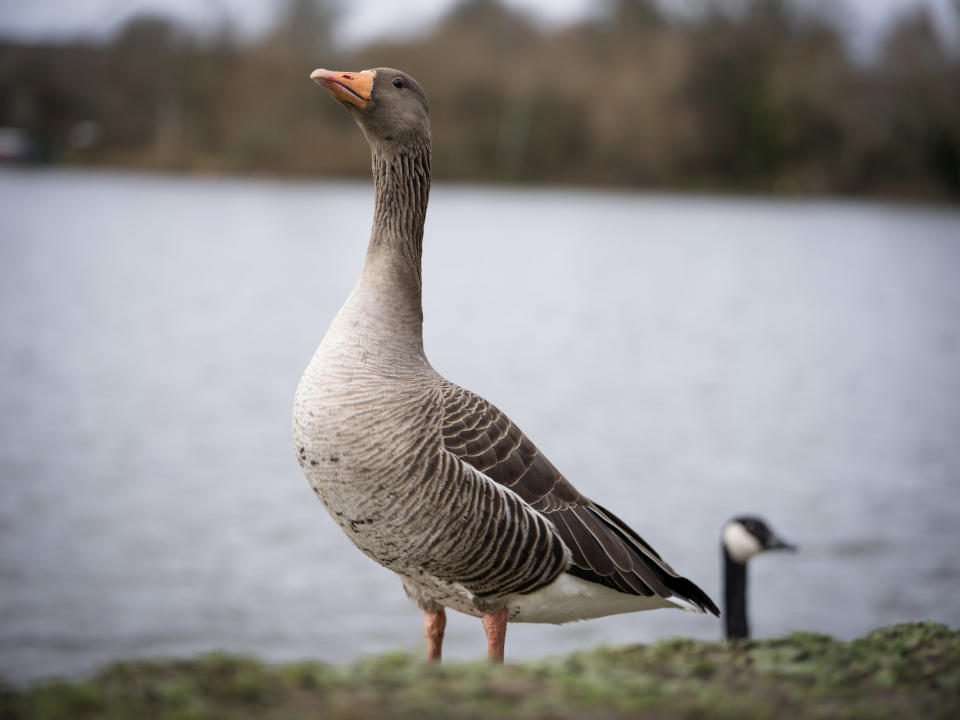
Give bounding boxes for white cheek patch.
[723,522,763,563]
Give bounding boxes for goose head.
[722,516,796,565]
[310,67,430,149]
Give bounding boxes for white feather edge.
[505,572,704,624]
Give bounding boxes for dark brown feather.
[439,381,720,615]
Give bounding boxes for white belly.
[505,573,696,624]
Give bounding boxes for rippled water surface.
[1,169,959,683]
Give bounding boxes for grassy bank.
[2,622,957,719]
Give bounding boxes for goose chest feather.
[293,67,718,661]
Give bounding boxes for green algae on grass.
[1,622,957,720]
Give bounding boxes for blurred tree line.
[1,0,958,198]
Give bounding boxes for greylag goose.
[721,516,796,640]
[293,67,719,663]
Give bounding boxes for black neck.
[723,546,749,640]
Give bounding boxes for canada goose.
[722,516,796,640]
[293,67,719,663]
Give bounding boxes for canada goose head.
[309,67,431,149]
[722,516,796,565]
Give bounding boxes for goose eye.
[392,77,405,89]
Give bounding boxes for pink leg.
[481,608,508,663]
[424,608,446,662]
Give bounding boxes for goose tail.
[665,575,721,616]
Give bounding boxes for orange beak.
[310,68,376,109]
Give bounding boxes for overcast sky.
[0,0,957,56]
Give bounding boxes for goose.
[293,67,719,663]
[721,516,796,640]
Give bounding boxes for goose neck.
[723,547,750,640]
[367,139,431,279]
[349,139,431,359]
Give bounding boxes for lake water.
[1,168,959,684]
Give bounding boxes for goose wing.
[440,382,719,615]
